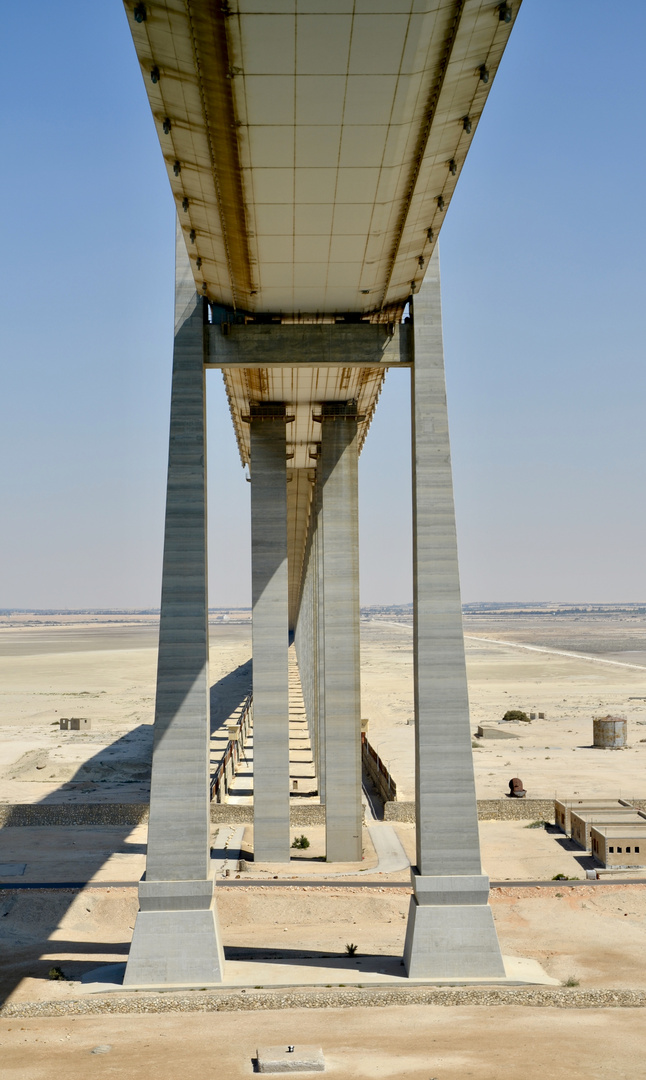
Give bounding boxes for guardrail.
[210,693,253,803]
[361,731,397,803]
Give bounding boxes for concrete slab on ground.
[80,954,557,993]
[256,1045,325,1073]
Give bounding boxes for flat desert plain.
[1,608,646,1078]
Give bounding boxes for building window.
[636,847,640,853]
[626,847,631,853]
[617,847,623,853]
[609,846,614,853]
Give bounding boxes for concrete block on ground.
[477,724,519,740]
[0,863,26,876]
[256,1046,325,1073]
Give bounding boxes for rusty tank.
[593,715,627,748]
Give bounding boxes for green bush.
[345,943,358,956]
[291,834,310,850]
[48,966,66,981]
[502,709,531,723]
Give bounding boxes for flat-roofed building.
[591,825,646,869]
[570,809,646,851]
[554,798,631,835]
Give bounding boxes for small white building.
[570,808,646,851]
[59,717,91,731]
[591,824,646,869]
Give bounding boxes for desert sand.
[3,1004,645,1080]
[2,610,646,805]
[2,609,646,1076]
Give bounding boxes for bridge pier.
[124,223,224,988]
[318,403,363,863]
[403,250,504,978]
[250,406,291,863]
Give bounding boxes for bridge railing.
[210,693,253,803]
[361,731,397,803]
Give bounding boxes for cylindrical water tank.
[593,715,627,748]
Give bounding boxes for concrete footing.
[123,878,225,986]
[403,870,505,979]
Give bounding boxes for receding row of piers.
[124,234,504,988]
[245,395,365,865]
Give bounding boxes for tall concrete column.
[250,405,290,862]
[125,220,224,988]
[318,403,362,862]
[404,248,504,978]
[314,470,326,807]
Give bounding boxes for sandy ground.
[2,612,646,1065]
[2,878,646,1005]
[361,616,646,800]
[2,613,646,805]
[0,819,628,888]
[0,622,252,805]
[3,1005,645,1080]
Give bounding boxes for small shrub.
[525,820,546,829]
[345,943,358,956]
[291,834,310,850]
[563,976,580,987]
[502,709,531,723]
[552,873,578,881]
[48,966,66,981]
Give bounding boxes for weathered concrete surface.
[319,407,362,862]
[256,1045,325,1073]
[124,221,224,987]
[405,250,503,977]
[251,414,290,863]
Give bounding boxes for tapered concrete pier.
[124,224,224,988]
[318,403,362,863]
[403,250,504,978]
[250,405,290,863]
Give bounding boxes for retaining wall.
[3,798,644,828]
[384,799,557,823]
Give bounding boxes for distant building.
[554,798,630,835]
[570,808,646,851]
[59,717,91,731]
[591,825,646,869]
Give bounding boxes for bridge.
[121,0,521,989]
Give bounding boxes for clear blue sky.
[1,2,644,609]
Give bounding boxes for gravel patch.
[2,986,645,1019]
